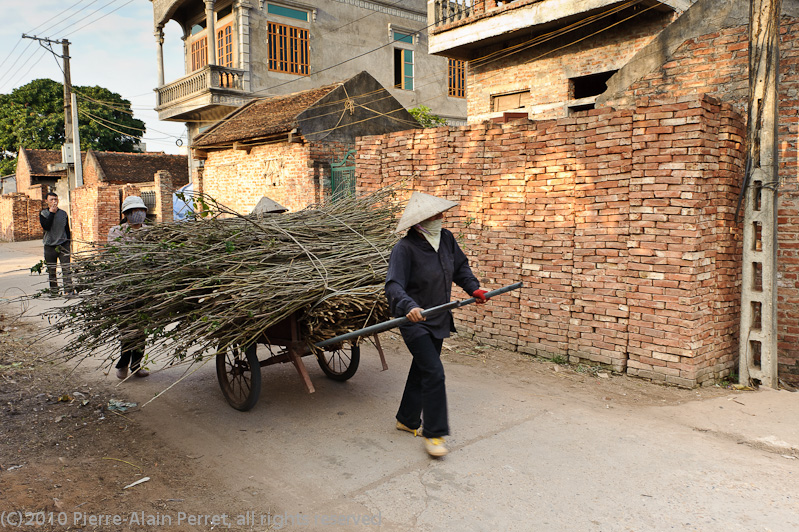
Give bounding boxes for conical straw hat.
[395,192,458,233]
[251,196,288,214]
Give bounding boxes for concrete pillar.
[206,0,216,66]
[155,26,165,87]
[739,0,781,388]
[236,0,252,90]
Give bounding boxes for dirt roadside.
[0,314,251,532]
[1,307,743,532]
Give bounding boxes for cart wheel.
[317,343,360,381]
[216,344,261,411]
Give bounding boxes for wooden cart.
[215,312,387,411]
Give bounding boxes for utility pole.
[739,0,782,388]
[21,35,75,213]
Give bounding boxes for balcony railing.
[432,0,480,27]
[156,65,246,108]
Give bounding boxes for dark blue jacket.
[385,228,480,341]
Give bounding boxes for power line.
[186,0,659,147]
[75,92,185,139]
[65,0,136,38]
[30,0,97,37]
[0,40,23,77]
[0,40,36,91]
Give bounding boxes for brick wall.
[607,16,799,383]
[82,158,101,186]
[27,185,47,201]
[14,156,33,197]
[70,179,172,251]
[72,185,120,250]
[357,96,746,386]
[154,171,174,224]
[465,10,673,122]
[198,141,353,215]
[0,194,45,241]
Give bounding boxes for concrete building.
[150,0,466,148]
[426,0,694,123]
[192,71,419,213]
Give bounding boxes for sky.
[0,0,186,155]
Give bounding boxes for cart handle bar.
[314,282,523,349]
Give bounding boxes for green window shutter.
[267,4,309,21]
[404,49,413,90]
[393,31,414,44]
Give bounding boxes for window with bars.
[190,36,208,71]
[448,59,466,98]
[268,22,309,76]
[394,48,413,90]
[217,23,235,69]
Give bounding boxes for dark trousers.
[396,334,449,438]
[116,333,145,371]
[44,244,72,291]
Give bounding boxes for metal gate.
[331,149,356,200]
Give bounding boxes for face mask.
[415,217,442,251]
[126,210,147,225]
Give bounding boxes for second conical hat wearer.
[395,192,458,233]
[251,196,288,215]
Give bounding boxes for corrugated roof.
[90,151,189,186]
[193,82,343,148]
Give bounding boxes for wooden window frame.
[448,59,466,98]
[394,48,413,90]
[190,34,208,72]
[268,21,309,76]
[217,21,235,69]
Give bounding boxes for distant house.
[192,71,419,213]
[0,175,16,195]
[82,150,189,187]
[4,148,189,244]
[15,148,79,200]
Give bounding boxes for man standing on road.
[39,192,73,295]
[385,192,487,458]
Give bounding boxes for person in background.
[385,192,487,458]
[39,191,73,296]
[108,195,150,379]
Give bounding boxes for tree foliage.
[409,105,449,128]
[0,79,146,175]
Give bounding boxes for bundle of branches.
[40,187,403,370]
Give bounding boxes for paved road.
[2,240,798,532]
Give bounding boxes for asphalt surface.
[2,239,798,532]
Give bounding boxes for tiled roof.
[90,151,189,186]
[193,82,343,148]
[20,149,80,176]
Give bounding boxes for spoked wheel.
[216,343,261,411]
[317,343,360,381]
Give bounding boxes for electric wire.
[7,0,658,151]
[35,0,102,38]
[74,0,655,149]
[186,1,660,148]
[25,0,94,36]
[65,0,136,38]
[0,40,36,91]
[162,0,652,126]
